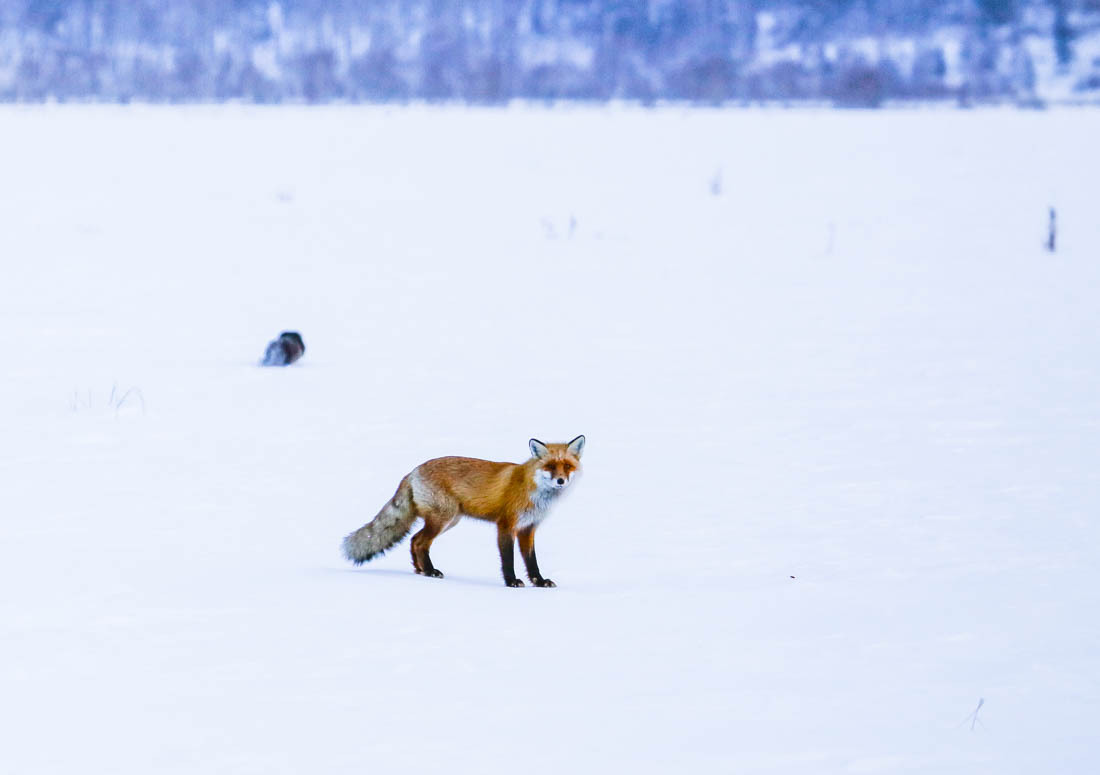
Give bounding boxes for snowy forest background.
[2,0,1099,105]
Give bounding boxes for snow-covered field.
[2,105,1099,773]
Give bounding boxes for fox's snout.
[538,466,574,489]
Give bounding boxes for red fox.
[342,436,585,587]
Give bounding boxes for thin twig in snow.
[114,387,146,416]
[964,697,985,731]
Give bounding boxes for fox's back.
[414,456,532,519]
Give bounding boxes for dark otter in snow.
[261,331,305,366]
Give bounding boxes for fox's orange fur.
[342,436,584,587]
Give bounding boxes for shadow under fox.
[342,436,584,587]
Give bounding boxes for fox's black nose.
[557,478,565,485]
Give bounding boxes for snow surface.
[2,105,1099,773]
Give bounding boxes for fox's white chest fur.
[516,476,569,530]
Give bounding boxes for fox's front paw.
[422,569,444,579]
[532,577,556,588]
[505,578,525,588]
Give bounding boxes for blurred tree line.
[0,0,1097,104]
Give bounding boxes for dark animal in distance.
[261,331,305,366]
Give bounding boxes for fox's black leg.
[498,527,524,587]
[518,527,555,587]
[411,523,444,578]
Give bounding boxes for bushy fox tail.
[342,476,417,565]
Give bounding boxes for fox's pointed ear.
[567,434,586,459]
[529,438,549,459]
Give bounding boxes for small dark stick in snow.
[964,697,985,731]
[261,331,306,366]
[1046,208,1057,252]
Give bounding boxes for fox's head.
[529,435,585,491]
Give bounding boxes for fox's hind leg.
[409,534,425,575]
[410,512,450,578]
